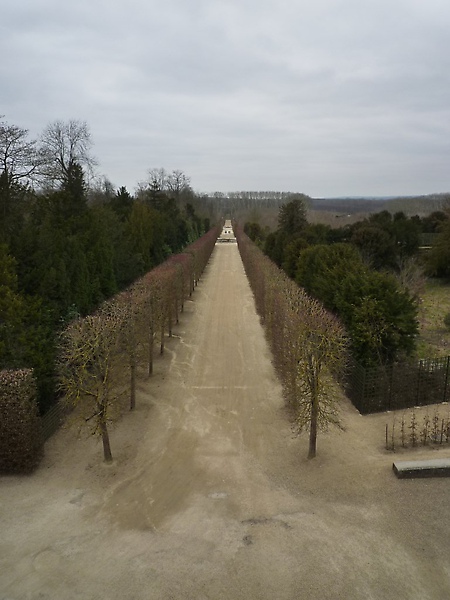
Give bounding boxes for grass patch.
[417,278,450,358]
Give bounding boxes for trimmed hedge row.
[0,369,43,474]
[55,224,222,462]
[235,224,348,454]
[1,225,222,472]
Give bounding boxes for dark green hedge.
[0,369,43,474]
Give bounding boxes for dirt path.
[1,243,450,599]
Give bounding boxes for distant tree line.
[382,193,450,216]
[259,205,449,276]
[204,191,311,222]
[0,117,214,412]
[308,193,450,215]
[245,198,450,367]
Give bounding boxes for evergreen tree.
[334,270,418,365]
[60,161,88,219]
[295,243,362,308]
[109,186,133,221]
[426,213,450,278]
[0,245,55,411]
[278,197,307,236]
[350,224,396,269]
[295,243,418,365]
[0,174,32,247]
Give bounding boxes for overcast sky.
[2,0,450,197]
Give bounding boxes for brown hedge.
[0,369,43,474]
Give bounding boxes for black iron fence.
[346,356,450,414]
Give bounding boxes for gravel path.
[1,242,450,599]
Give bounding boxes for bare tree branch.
[0,117,41,185]
[38,119,97,187]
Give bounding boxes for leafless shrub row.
[385,405,450,451]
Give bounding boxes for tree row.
[0,227,220,472]
[0,118,215,412]
[235,224,348,459]
[245,199,443,367]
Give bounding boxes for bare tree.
[166,169,192,198]
[57,301,126,463]
[145,167,192,199]
[39,119,97,187]
[292,298,348,459]
[0,117,40,186]
[395,256,426,299]
[147,167,168,193]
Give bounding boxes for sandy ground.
[1,243,450,600]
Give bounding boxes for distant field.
[309,193,449,217]
[307,209,372,227]
[310,198,386,214]
[417,279,450,358]
[231,192,448,231]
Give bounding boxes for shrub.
[0,369,43,474]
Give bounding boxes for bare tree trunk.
[100,420,113,463]
[160,323,165,354]
[130,358,136,410]
[148,323,154,376]
[308,392,319,459]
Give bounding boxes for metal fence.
[346,356,450,414]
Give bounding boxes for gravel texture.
[1,243,450,600]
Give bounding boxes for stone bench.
[393,458,450,479]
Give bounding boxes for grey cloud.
[1,0,450,195]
